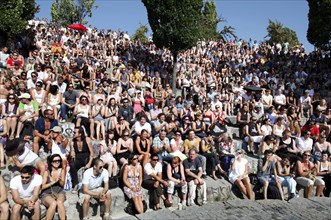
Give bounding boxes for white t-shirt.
[296,137,313,152]
[274,94,286,105]
[260,125,272,136]
[82,167,109,190]
[0,51,9,66]
[10,174,42,198]
[134,121,152,135]
[144,162,162,180]
[52,81,67,94]
[27,78,42,90]
[300,96,311,107]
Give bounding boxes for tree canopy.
[265,20,300,47]
[307,0,331,51]
[200,0,219,40]
[142,0,221,90]
[0,0,39,38]
[51,0,97,26]
[142,0,204,57]
[132,24,149,44]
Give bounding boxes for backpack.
[125,200,147,215]
[267,183,282,200]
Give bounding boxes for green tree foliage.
[0,0,39,37]
[51,0,97,26]
[265,20,299,47]
[219,25,236,41]
[142,0,203,57]
[200,0,219,40]
[51,0,74,25]
[307,0,331,50]
[132,24,149,43]
[142,0,220,90]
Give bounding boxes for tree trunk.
[172,51,178,95]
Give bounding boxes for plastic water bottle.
[54,212,59,220]
[65,169,72,191]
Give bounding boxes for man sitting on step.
[183,149,207,206]
[79,159,112,220]
[10,165,42,220]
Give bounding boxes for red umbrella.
[68,23,87,31]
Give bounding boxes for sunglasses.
[123,134,129,137]
[9,97,15,99]
[81,99,87,101]
[321,136,326,138]
[152,158,159,161]
[52,159,61,163]
[123,101,128,103]
[32,75,37,78]
[21,176,31,180]
[303,154,311,157]
[98,166,104,170]
[132,157,138,160]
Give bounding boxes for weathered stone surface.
[131,198,331,220]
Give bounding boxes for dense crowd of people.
[0,19,330,219]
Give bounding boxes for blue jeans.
[278,176,297,194]
[60,104,73,120]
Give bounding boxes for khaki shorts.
[9,196,34,208]
[296,176,325,187]
[78,187,110,205]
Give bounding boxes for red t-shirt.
[6,58,23,68]
[301,124,320,136]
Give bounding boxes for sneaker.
[103,213,111,220]
[60,119,66,123]
[287,193,297,201]
[71,185,79,194]
[188,199,196,206]
[202,200,207,205]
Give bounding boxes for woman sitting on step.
[123,154,144,214]
[228,149,254,200]
[41,154,67,220]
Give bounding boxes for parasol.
[68,23,87,31]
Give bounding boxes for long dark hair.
[106,129,115,145]
[47,154,62,173]
[127,153,137,165]
[75,126,86,140]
